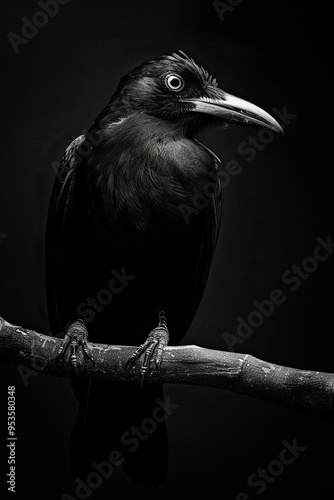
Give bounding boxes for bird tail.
[70,379,169,487]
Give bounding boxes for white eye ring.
[165,74,185,92]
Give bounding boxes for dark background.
[0,1,332,499]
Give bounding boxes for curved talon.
[126,311,169,385]
[126,341,150,369]
[56,320,94,376]
[71,343,80,377]
[79,337,95,363]
[140,366,149,387]
[57,331,72,360]
[154,344,165,373]
[140,339,159,386]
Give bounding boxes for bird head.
[113,51,283,135]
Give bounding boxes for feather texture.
[45,52,222,485]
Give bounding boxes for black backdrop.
[0,1,332,499]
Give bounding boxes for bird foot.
[126,311,169,386]
[57,319,94,376]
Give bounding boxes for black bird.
[46,51,282,486]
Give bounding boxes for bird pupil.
[164,74,183,91]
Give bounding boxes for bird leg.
[56,319,94,376]
[126,310,169,385]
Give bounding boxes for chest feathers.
[83,123,219,233]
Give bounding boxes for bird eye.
[164,74,185,92]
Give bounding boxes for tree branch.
[1,316,333,419]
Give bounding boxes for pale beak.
[181,91,283,133]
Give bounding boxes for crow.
[46,51,282,487]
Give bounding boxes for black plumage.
[45,51,282,485]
